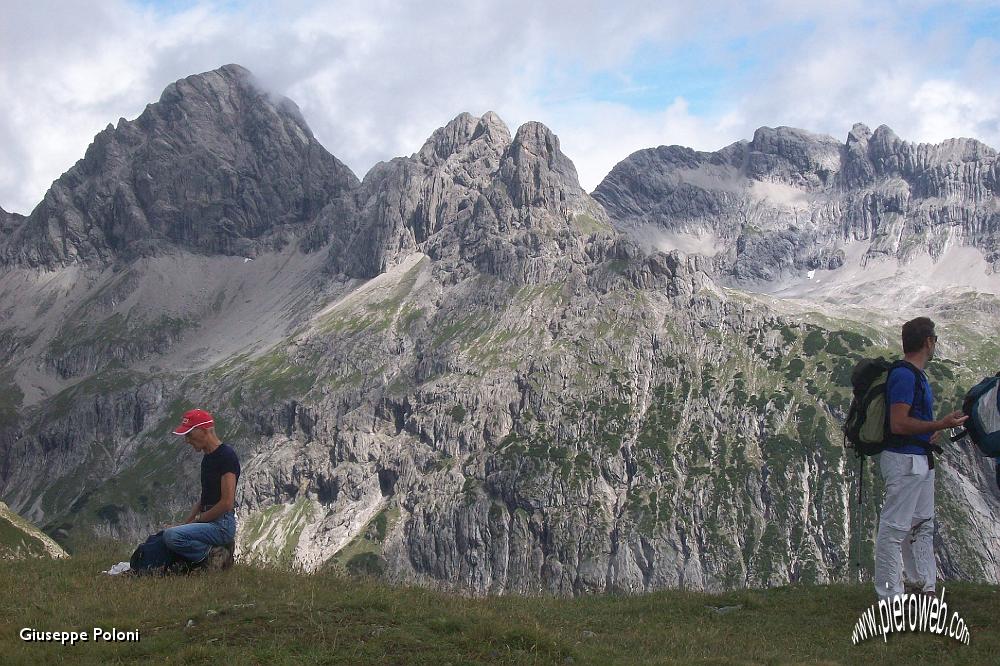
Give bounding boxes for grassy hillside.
[0,502,67,560]
[0,545,996,665]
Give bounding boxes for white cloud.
[909,80,1000,142]
[537,98,748,191]
[726,4,1000,152]
[1,1,998,214]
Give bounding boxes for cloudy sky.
[2,0,998,214]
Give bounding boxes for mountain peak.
[745,125,841,187]
[749,125,841,151]
[417,112,512,166]
[503,121,584,206]
[847,122,872,144]
[479,110,509,135]
[870,124,900,146]
[149,63,309,136]
[2,64,358,268]
[511,120,559,149]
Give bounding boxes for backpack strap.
[890,360,925,410]
[887,360,942,466]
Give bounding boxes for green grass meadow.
[1,545,997,664]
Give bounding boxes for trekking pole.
[856,455,864,584]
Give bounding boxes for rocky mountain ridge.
[594,123,1000,295]
[1,65,998,595]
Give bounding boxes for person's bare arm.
[890,404,967,436]
[197,473,236,523]
[166,500,201,529]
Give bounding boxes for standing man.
[874,317,967,599]
[164,408,241,569]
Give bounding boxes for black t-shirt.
[200,443,240,510]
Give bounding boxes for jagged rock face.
[745,126,842,188]
[0,207,26,259]
[1,64,359,268]
[335,111,513,278]
[0,206,22,231]
[594,123,1000,283]
[2,67,1000,596]
[334,111,612,284]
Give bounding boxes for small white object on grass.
[103,561,132,575]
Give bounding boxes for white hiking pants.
[874,451,936,599]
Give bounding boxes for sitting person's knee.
[162,527,181,548]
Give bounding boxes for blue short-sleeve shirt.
[885,365,934,455]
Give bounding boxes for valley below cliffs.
[1,64,999,595]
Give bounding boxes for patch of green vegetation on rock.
[241,498,320,569]
[44,439,186,541]
[464,321,535,369]
[784,358,805,381]
[448,404,466,423]
[241,348,318,401]
[400,305,425,333]
[328,505,400,576]
[802,329,826,356]
[48,313,194,361]
[636,383,680,459]
[605,258,629,275]
[778,325,797,345]
[39,368,147,428]
[328,369,365,391]
[572,213,611,235]
[431,311,496,350]
[825,330,870,355]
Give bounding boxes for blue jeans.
[163,511,237,563]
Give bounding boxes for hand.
[930,430,941,446]
[941,411,969,429]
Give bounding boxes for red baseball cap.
[172,408,215,435]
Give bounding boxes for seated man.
[163,408,240,569]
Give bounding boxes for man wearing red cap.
[163,408,241,569]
